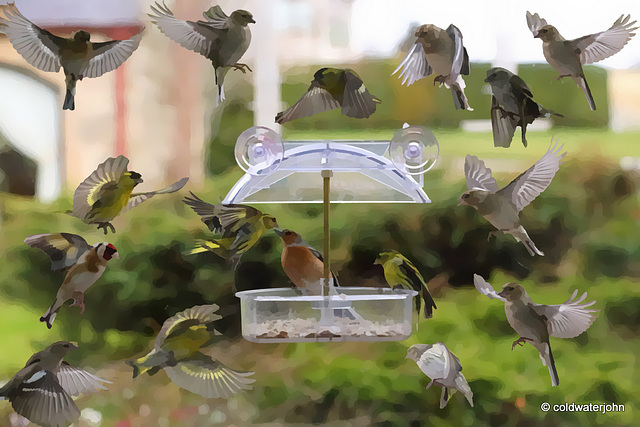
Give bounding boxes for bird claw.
[231,63,252,73]
[96,222,116,235]
[555,74,570,81]
[511,337,530,350]
[70,292,85,314]
[425,379,435,390]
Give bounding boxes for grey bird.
[458,140,565,256]
[473,274,598,387]
[406,342,473,408]
[393,24,472,110]
[526,11,637,111]
[0,2,143,111]
[149,2,255,105]
[484,67,562,148]
[0,341,110,427]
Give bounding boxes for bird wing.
[0,3,63,72]
[497,138,566,212]
[8,369,80,427]
[183,192,224,233]
[530,290,599,338]
[164,353,255,398]
[306,244,340,287]
[56,362,110,396]
[148,1,220,57]
[473,274,506,302]
[446,24,468,80]
[201,5,231,29]
[72,155,129,220]
[275,83,341,124]
[24,233,91,271]
[391,41,432,86]
[573,15,638,65]
[464,155,500,192]
[525,11,548,36]
[214,204,262,235]
[341,71,380,119]
[156,304,221,349]
[439,342,464,383]
[490,96,518,148]
[81,29,144,78]
[123,177,189,212]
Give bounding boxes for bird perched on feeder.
[484,67,562,148]
[374,251,437,319]
[183,192,278,269]
[67,155,188,235]
[275,68,381,124]
[0,2,144,110]
[0,341,110,427]
[526,11,637,110]
[126,304,255,398]
[473,274,598,386]
[148,2,255,105]
[458,139,566,256]
[393,23,472,110]
[24,233,119,329]
[406,342,474,408]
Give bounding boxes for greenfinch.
[527,11,637,110]
[127,304,255,398]
[68,155,188,234]
[276,68,381,123]
[148,2,255,105]
[0,2,144,110]
[183,192,278,269]
[374,251,436,319]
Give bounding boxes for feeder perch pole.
[321,169,332,295]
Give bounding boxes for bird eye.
[541,29,547,33]
[462,194,470,199]
[507,286,514,291]
[285,231,292,236]
[63,344,69,348]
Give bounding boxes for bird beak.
[483,77,490,83]
[533,32,541,38]
[70,341,79,349]
[249,17,256,24]
[373,259,380,265]
[497,290,505,297]
[274,228,285,237]
[404,354,410,360]
[457,197,466,207]
[112,252,120,260]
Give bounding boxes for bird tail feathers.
[40,302,60,329]
[455,374,474,407]
[439,386,453,409]
[572,75,595,111]
[185,239,221,256]
[63,76,77,111]
[451,76,473,111]
[511,226,544,256]
[534,342,559,387]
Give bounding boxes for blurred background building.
[0,0,638,202]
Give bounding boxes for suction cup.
[389,126,439,175]
[235,126,284,176]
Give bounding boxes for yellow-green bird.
[183,192,278,269]
[126,304,255,398]
[275,67,381,123]
[375,251,437,318]
[69,156,188,234]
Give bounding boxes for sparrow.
[67,155,188,234]
[393,24,472,110]
[484,67,563,148]
[24,233,119,329]
[275,68,381,124]
[473,274,598,386]
[126,304,255,398]
[148,2,255,105]
[183,192,278,269]
[0,2,144,110]
[406,342,474,408]
[526,11,637,110]
[0,341,110,427]
[458,139,566,256]
[374,251,437,318]
[275,229,361,320]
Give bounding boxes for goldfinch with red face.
[183,192,278,269]
[127,305,255,398]
[24,233,119,329]
[69,156,188,234]
[0,2,144,110]
[0,341,110,427]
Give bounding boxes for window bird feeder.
[231,125,439,342]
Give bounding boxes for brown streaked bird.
[24,233,119,329]
[0,2,144,110]
[68,155,188,235]
[484,67,562,148]
[148,2,255,105]
[0,341,110,427]
[275,68,381,124]
[526,11,637,110]
[474,274,598,387]
[458,139,566,256]
[393,23,472,110]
